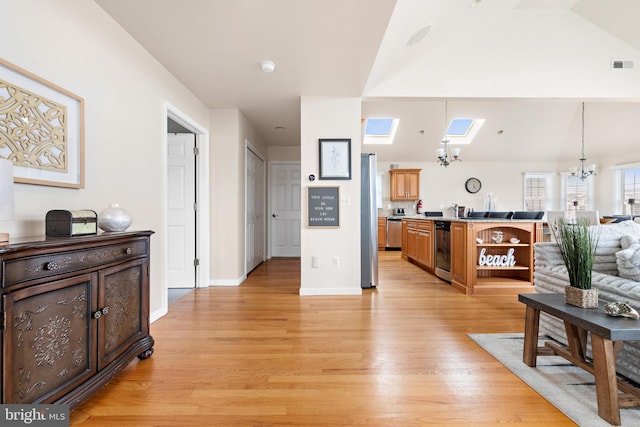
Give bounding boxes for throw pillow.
[620,234,640,249]
[616,243,640,281]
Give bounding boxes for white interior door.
[167,133,197,288]
[270,162,301,257]
[246,147,265,273]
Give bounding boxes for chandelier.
[436,101,461,167]
[571,102,596,180]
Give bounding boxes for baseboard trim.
[299,287,363,296]
[150,307,168,323]
[209,275,246,287]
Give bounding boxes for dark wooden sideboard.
[0,230,154,408]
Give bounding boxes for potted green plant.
[551,217,601,308]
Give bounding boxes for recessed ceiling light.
[406,24,432,47]
[261,60,275,73]
[470,0,482,7]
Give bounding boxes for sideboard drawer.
[2,240,148,288]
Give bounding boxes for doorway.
[246,145,266,273]
[269,161,301,257]
[165,111,209,308]
[167,129,197,289]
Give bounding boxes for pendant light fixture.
[571,102,596,180]
[436,101,461,167]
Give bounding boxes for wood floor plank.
[70,251,575,426]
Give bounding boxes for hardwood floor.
[70,251,575,426]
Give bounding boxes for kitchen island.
[402,217,544,295]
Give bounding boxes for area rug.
[469,333,640,427]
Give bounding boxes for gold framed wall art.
[0,58,84,188]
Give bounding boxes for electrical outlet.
[312,256,320,268]
[333,256,340,267]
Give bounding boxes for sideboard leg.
[138,347,154,360]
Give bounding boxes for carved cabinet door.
[97,258,149,369]
[3,273,98,404]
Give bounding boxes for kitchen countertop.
[400,215,544,223]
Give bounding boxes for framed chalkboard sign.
[308,186,340,228]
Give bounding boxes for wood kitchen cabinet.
[451,221,543,295]
[401,218,542,294]
[390,169,421,201]
[401,219,434,272]
[450,221,468,290]
[0,231,154,408]
[377,217,387,249]
[416,226,434,269]
[402,220,409,257]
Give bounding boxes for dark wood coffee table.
[519,292,640,426]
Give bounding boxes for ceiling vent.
[612,60,634,69]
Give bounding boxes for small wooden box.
[46,210,98,237]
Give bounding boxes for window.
[622,165,640,215]
[561,173,594,213]
[445,118,485,145]
[523,173,555,211]
[447,118,474,136]
[363,118,399,145]
[609,163,640,214]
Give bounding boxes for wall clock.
[465,177,482,193]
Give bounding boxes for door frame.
[163,103,210,311]
[267,160,301,259]
[245,140,266,275]
[166,132,198,289]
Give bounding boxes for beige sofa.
[533,220,640,384]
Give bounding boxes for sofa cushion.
[593,221,640,275]
[616,243,640,281]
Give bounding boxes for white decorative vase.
[98,203,131,232]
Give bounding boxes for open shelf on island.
[477,243,529,247]
[473,276,537,295]
[461,221,543,295]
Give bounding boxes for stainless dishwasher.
[386,217,403,250]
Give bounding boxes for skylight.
[447,118,474,136]
[363,118,399,145]
[445,118,485,145]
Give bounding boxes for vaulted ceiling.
[95,0,640,162]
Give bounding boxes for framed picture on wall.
[319,138,351,180]
[0,58,85,188]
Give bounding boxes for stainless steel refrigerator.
[361,153,378,288]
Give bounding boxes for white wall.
[378,156,633,218]
[210,109,243,285]
[300,97,362,295]
[268,146,301,161]
[2,0,210,320]
[378,159,561,215]
[210,108,268,285]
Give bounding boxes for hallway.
[71,252,573,426]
